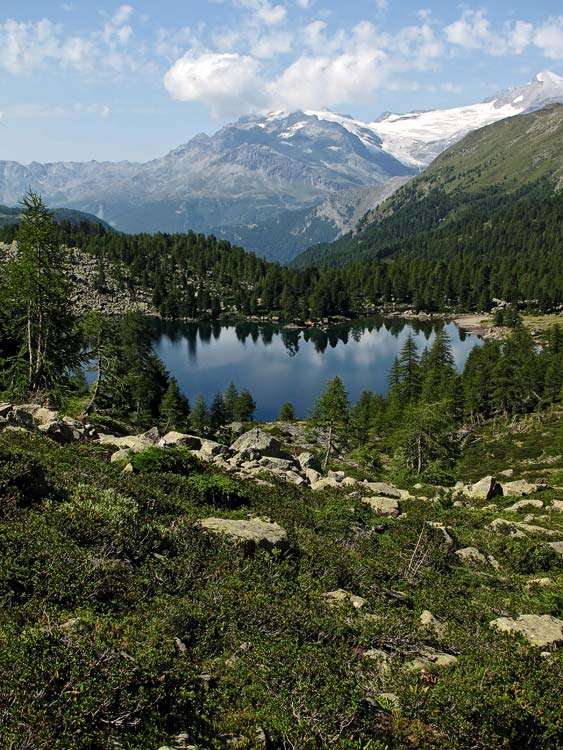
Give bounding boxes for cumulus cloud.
[237,0,287,26]
[534,17,563,60]
[163,50,265,115]
[445,10,534,57]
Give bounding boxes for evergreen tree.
[191,395,209,435]
[397,334,421,403]
[234,389,256,421]
[420,328,458,404]
[210,392,226,430]
[160,379,190,431]
[3,191,81,400]
[224,382,239,422]
[310,376,350,467]
[278,402,296,421]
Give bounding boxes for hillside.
[292,104,563,270]
[0,204,112,232]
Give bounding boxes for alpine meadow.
[0,2,562,749]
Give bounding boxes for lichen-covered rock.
[322,589,366,609]
[197,517,288,551]
[419,609,446,636]
[310,476,340,491]
[505,498,544,512]
[466,476,503,500]
[297,451,321,472]
[230,428,289,459]
[455,547,487,565]
[548,541,563,556]
[361,481,401,499]
[490,614,563,648]
[158,431,202,449]
[503,480,543,497]
[361,496,401,517]
[489,518,526,538]
[38,420,76,444]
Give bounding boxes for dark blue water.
[152,318,482,421]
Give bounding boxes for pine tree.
[160,379,190,431]
[224,381,239,422]
[397,334,421,403]
[310,376,350,467]
[234,389,256,421]
[4,191,81,400]
[420,328,457,404]
[210,392,226,430]
[191,395,209,435]
[278,402,295,421]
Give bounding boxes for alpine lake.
[150,317,483,421]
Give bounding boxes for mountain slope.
[291,104,563,269]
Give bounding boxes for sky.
[0,0,562,163]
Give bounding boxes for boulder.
[514,522,558,537]
[0,403,12,419]
[310,477,340,492]
[230,428,289,459]
[158,431,202,449]
[304,468,322,485]
[503,480,542,497]
[322,589,366,610]
[499,469,514,478]
[549,500,563,513]
[258,456,295,472]
[285,471,306,486]
[32,406,60,425]
[505,498,544,512]
[490,614,563,648]
[363,648,391,674]
[110,448,131,463]
[138,426,160,444]
[98,434,153,451]
[297,451,321,472]
[8,407,34,429]
[362,496,401,517]
[328,470,345,481]
[38,420,76,444]
[426,521,454,548]
[197,517,288,551]
[526,577,553,589]
[405,647,458,671]
[455,547,487,565]
[466,476,503,500]
[489,518,526,538]
[199,439,227,457]
[361,481,401,499]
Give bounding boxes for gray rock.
[158,431,202,449]
[363,648,391,674]
[197,517,288,551]
[258,456,295,471]
[199,439,227,456]
[362,496,401,517]
[297,451,321,472]
[455,547,487,565]
[490,614,563,648]
[0,403,12,418]
[310,476,340,491]
[526,577,553,589]
[405,647,458,671]
[38,420,76,444]
[304,468,322,485]
[361,481,401,499]
[230,428,289,459]
[466,476,503,500]
[549,500,563,513]
[285,471,306,486]
[8,407,34,429]
[505,498,544,512]
[499,468,514,478]
[110,448,131,463]
[489,518,526,538]
[426,521,454,548]
[503,480,542,497]
[138,426,160,444]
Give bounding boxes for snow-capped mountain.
[307,70,563,168]
[0,70,561,262]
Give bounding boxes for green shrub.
[0,446,48,509]
[129,447,199,475]
[187,473,249,507]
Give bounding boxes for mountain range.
[0,70,562,263]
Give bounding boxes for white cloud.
[444,10,533,57]
[163,50,265,115]
[375,0,388,12]
[534,17,563,60]
[237,0,287,26]
[296,0,311,9]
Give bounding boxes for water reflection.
[151,317,482,420]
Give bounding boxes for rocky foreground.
[2,401,562,656]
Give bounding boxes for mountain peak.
[535,69,563,85]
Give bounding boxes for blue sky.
[1,0,561,162]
